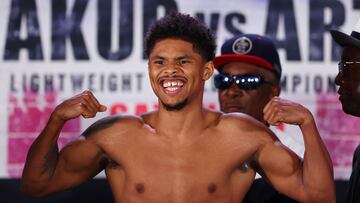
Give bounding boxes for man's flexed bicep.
[254,140,305,200]
[21,134,107,197]
[45,136,107,194]
[257,97,335,203]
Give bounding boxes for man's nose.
[224,83,243,97]
[164,62,180,75]
[335,73,343,86]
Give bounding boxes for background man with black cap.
[331,20,360,203]
[213,34,305,203]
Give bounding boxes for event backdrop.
[0,0,359,180]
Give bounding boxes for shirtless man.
[21,12,335,203]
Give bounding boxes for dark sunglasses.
[214,73,273,90]
[338,61,360,76]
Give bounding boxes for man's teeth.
[163,81,184,88]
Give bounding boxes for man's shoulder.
[355,145,360,157]
[353,144,360,166]
[218,112,265,130]
[217,112,277,142]
[82,114,145,139]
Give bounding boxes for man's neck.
[154,101,208,139]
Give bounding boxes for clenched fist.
[263,97,313,127]
[52,90,107,122]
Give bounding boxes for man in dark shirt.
[331,20,360,203]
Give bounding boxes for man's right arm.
[21,90,107,197]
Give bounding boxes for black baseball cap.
[331,20,360,49]
[214,34,282,80]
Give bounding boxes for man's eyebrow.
[176,55,192,60]
[149,55,193,61]
[149,55,165,61]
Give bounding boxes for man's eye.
[343,68,350,75]
[179,59,190,65]
[154,60,164,65]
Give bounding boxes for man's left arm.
[256,97,335,203]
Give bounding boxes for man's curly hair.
[144,12,216,62]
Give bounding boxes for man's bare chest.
[101,131,257,202]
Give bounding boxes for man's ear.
[203,61,214,81]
